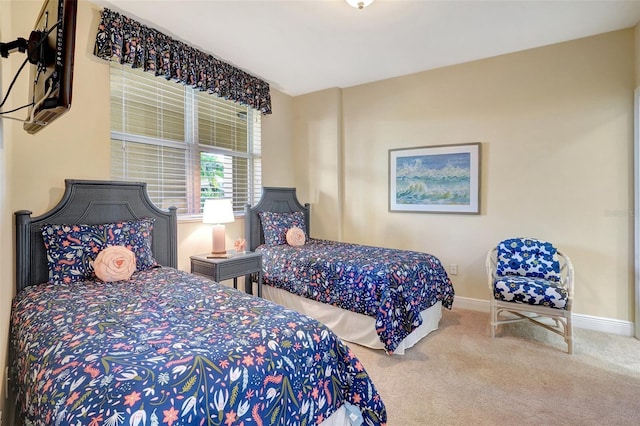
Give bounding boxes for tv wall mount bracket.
[1,31,49,65]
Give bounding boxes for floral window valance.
[94,8,272,114]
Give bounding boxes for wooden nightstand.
[190,251,263,297]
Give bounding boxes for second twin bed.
[245,187,455,355]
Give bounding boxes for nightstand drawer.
[191,259,218,278]
[215,257,261,281]
[190,252,263,297]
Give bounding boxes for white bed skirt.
[322,403,361,426]
[262,285,443,355]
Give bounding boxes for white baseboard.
[452,296,490,313]
[452,296,635,337]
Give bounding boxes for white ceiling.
[98,0,640,97]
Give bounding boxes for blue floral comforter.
[10,267,386,426]
[258,239,455,354]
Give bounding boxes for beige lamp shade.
[203,198,235,224]
[203,199,235,255]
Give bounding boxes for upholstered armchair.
[486,237,575,354]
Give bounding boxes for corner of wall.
[0,0,11,418]
[635,23,640,87]
[290,88,343,241]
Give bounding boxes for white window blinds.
[110,62,262,216]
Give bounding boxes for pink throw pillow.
[286,227,306,246]
[94,246,136,282]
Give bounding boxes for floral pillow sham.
[258,211,307,246]
[41,218,157,284]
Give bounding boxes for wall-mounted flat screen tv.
[23,0,77,134]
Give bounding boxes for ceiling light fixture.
[346,0,374,10]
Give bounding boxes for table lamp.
[202,198,235,257]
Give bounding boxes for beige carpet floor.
[348,308,640,426]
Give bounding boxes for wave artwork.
[395,152,471,205]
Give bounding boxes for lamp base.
[211,224,227,256]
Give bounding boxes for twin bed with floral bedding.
[10,180,386,426]
[245,188,455,356]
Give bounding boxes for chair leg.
[490,304,496,338]
[566,315,573,354]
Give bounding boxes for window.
[110,62,262,217]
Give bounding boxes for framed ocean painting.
[389,142,481,214]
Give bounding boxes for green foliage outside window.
[201,153,224,200]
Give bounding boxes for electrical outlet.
[449,264,458,275]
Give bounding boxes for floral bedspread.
[258,239,455,354]
[10,267,386,426]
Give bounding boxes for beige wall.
[292,88,343,240]
[294,29,636,319]
[0,0,11,416]
[262,88,296,187]
[1,0,637,414]
[636,25,640,86]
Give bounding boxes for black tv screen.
[24,0,77,134]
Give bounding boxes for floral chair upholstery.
[486,238,574,354]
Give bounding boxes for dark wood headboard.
[15,179,178,293]
[244,187,310,252]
